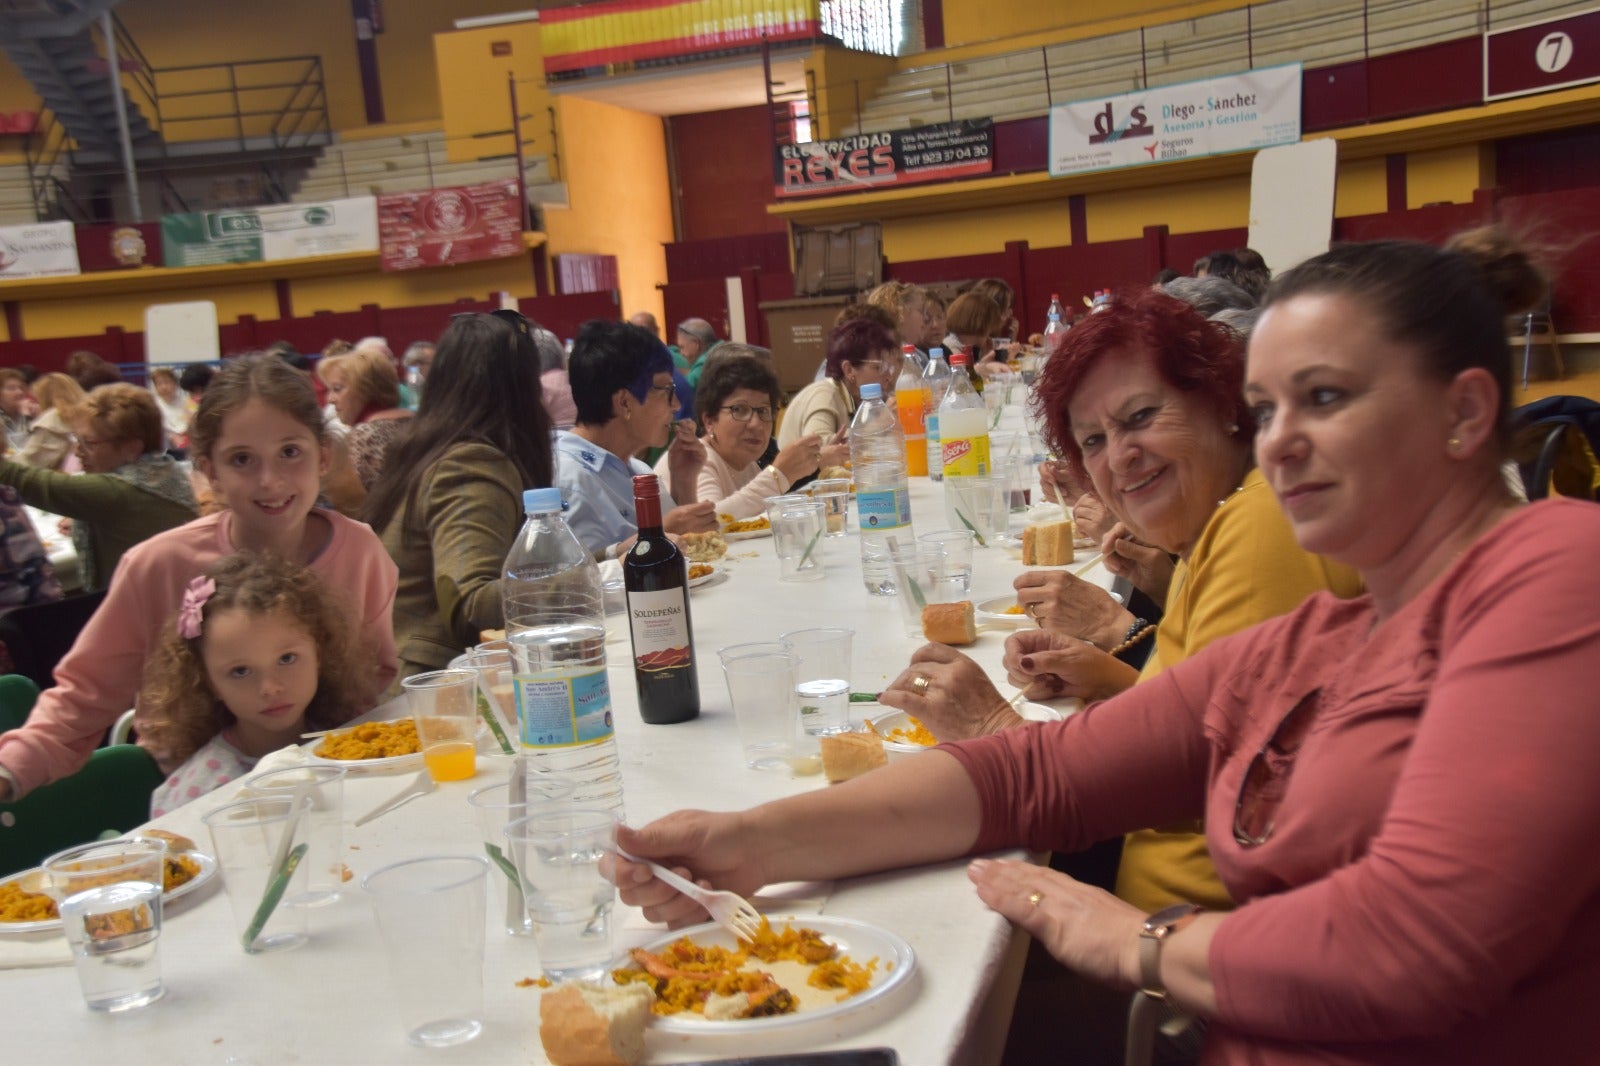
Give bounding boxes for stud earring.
[1225,423,1239,434]
[1448,436,1461,449]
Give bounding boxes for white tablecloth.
[4,443,1112,1065]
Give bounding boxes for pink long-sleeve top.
[945,498,1600,1064]
[0,508,399,796]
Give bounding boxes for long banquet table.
[4,473,1113,1066]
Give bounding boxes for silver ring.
[910,675,932,695]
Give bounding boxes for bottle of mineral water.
[921,348,952,483]
[502,487,624,817]
[850,383,914,595]
[1042,294,1067,340]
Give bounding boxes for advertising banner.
[377,179,525,272]
[542,0,821,76]
[774,119,994,198]
[1048,63,1301,178]
[0,221,81,279]
[161,198,377,267]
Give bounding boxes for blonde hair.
[138,552,364,767]
[33,373,85,414]
[317,347,400,415]
[69,382,164,453]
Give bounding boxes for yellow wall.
[1084,173,1250,244]
[806,45,899,140]
[290,257,537,317]
[883,200,1071,261]
[541,96,673,326]
[935,0,1251,57]
[434,21,554,165]
[17,282,280,341]
[1334,157,1388,218]
[1405,143,1487,209]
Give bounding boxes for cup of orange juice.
[403,670,480,782]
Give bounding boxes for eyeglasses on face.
[1232,688,1320,848]
[646,382,678,403]
[717,403,774,424]
[858,358,905,378]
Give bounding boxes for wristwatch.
[1138,902,1203,1000]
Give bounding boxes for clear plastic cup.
[888,544,958,638]
[240,765,346,906]
[768,496,827,582]
[806,478,852,537]
[202,796,311,954]
[780,627,854,738]
[718,641,799,770]
[504,809,619,983]
[466,776,575,936]
[403,669,480,782]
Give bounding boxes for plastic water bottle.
[1043,293,1067,340]
[850,382,915,595]
[921,349,952,484]
[502,487,624,817]
[894,348,928,478]
[940,352,993,537]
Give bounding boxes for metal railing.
[807,0,1592,137]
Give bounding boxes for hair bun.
[1445,225,1548,316]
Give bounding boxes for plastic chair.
[0,745,166,877]
[1512,396,1600,502]
[1520,298,1565,390]
[0,674,40,733]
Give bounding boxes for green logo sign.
[303,207,332,225]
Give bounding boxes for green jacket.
[0,459,198,590]
[380,442,524,683]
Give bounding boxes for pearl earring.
[1225,423,1239,434]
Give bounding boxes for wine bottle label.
[628,588,693,673]
[515,668,614,748]
[856,486,911,530]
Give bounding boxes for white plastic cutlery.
[353,770,435,827]
[615,846,763,940]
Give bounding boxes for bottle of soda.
[894,347,928,477]
[850,382,914,595]
[623,475,699,725]
[940,353,993,537]
[1043,293,1067,340]
[920,348,952,483]
[502,488,624,816]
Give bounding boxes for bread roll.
[1022,520,1075,566]
[539,981,655,1066]
[921,601,977,646]
[819,731,887,783]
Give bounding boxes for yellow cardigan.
[1113,467,1364,912]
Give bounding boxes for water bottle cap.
[859,382,883,400]
[523,487,564,514]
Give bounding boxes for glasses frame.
[717,403,775,424]
[1231,688,1320,848]
[450,308,533,338]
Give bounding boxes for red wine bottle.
[623,474,700,724]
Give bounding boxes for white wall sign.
[257,197,379,261]
[0,221,80,279]
[144,301,220,366]
[1249,139,1337,277]
[1048,63,1302,178]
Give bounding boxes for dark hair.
[1033,287,1251,486]
[1264,232,1541,435]
[1200,248,1271,301]
[189,354,325,461]
[1152,267,1182,286]
[945,292,1005,341]
[695,352,781,425]
[65,350,122,391]
[178,363,216,393]
[139,551,363,767]
[364,313,554,537]
[1162,275,1257,316]
[825,318,897,379]
[568,320,675,426]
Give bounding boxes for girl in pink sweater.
[0,355,398,799]
[144,552,367,817]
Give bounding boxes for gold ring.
[910,675,932,695]
[1027,891,1043,908]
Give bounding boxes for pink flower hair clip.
[177,576,215,640]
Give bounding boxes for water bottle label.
[515,669,615,748]
[856,487,911,529]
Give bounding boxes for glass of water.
[504,808,620,983]
[917,530,975,595]
[780,627,855,739]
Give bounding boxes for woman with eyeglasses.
[777,317,901,455]
[660,350,849,520]
[613,231,1600,1063]
[0,383,197,591]
[366,313,553,681]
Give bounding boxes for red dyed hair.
[1032,287,1252,485]
[825,317,897,380]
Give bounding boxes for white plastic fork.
[615,846,763,941]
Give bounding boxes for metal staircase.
[0,0,162,165]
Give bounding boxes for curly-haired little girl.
[143,552,362,816]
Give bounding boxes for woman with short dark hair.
[777,317,899,454]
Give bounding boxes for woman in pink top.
[0,355,398,799]
[612,231,1600,1063]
